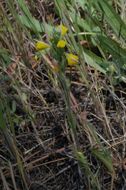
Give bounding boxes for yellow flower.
[35,41,50,51]
[58,24,68,36]
[66,53,79,66]
[57,40,66,48]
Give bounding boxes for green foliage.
[17,0,54,35]
[55,0,126,83]
[93,0,126,39]
[0,49,11,66]
[92,147,114,174]
[76,151,101,190]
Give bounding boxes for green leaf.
[94,0,126,39]
[86,123,114,174]
[0,49,11,66]
[18,15,43,33]
[76,151,100,189]
[92,147,114,174]
[69,8,101,33]
[96,35,126,66]
[83,49,108,74]
[19,15,54,34]
[17,0,54,34]
[0,103,6,130]
[12,100,17,113]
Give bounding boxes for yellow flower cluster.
[35,24,79,69]
[56,24,68,48]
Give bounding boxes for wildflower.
[58,24,68,36]
[35,41,50,51]
[66,53,79,66]
[57,40,66,48]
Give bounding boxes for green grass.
[0,0,126,189]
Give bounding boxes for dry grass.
[0,0,126,189]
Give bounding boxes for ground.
[0,1,126,190]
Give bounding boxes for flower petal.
[57,40,66,48]
[58,24,68,36]
[66,53,79,66]
[35,41,50,51]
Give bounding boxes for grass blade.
[94,0,126,39]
